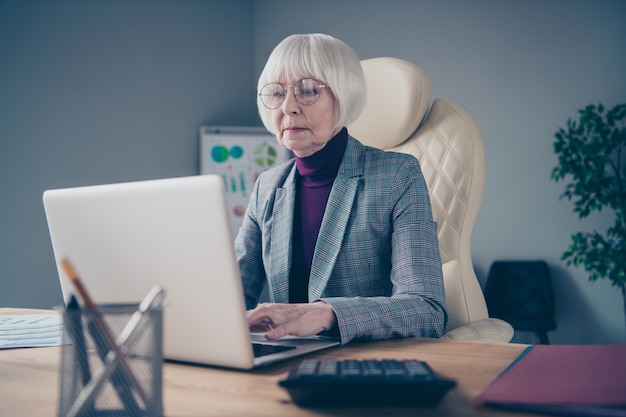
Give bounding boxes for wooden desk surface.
[0,308,538,417]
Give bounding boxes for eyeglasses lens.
[259,79,323,109]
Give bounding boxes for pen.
[61,259,149,407]
[67,295,91,386]
[86,314,142,415]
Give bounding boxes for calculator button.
[340,360,363,378]
[293,359,318,379]
[316,359,338,378]
[404,359,432,377]
[362,359,385,378]
[381,360,408,378]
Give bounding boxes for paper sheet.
[0,313,64,348]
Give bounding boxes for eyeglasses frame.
[258,78,331,109]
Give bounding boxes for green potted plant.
[551,103,626,335]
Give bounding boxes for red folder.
[476,344,626,416]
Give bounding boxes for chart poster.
[200,126,292,239]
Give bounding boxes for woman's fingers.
[246,302,337,339]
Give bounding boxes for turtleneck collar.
[294,128,348,186]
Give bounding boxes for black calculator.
[279,358,456,407]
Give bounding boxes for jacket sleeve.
[234,177,266,310]
[318,155,447,344]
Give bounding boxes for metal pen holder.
[58,300,163,417]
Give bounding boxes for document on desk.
[476,344,626,417]
[0,313,64,348]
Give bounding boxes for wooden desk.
[0,309,537,417]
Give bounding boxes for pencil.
[86,315,142,414]
[61,259,149,407]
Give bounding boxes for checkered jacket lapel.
[308,138,364,300]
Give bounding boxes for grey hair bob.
[257,33,366,135]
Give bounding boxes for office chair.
[484,260,557,344]
[348,58,513,342]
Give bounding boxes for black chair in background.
[484,260,557,344]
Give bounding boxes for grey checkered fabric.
[235,136,447,344]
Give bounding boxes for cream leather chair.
[348,58,513,342]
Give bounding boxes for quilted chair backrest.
[348,57,489,332]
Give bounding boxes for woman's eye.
[300,88,317,97]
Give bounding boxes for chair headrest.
[348,57,432,149]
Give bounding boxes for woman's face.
[269,78,338,158]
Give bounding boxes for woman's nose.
[281,88,301,114]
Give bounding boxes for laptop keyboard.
[252,343,297,358]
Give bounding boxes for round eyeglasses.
[258,78,330,109]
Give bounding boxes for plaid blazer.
[235,136,447,344]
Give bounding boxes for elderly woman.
[236,33,446,345]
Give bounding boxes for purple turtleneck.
[289,128,348,303]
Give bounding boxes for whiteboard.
[200,126,292,239]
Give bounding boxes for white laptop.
[42,175,339,369]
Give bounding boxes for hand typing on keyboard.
[247,302,337,340]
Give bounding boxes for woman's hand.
[246,302,337,340]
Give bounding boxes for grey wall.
[2,0,625,345]
[254,0,626,344]
[0,0,259,308]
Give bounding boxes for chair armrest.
[441,318,514,343]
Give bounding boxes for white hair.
[257,33,366,134]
